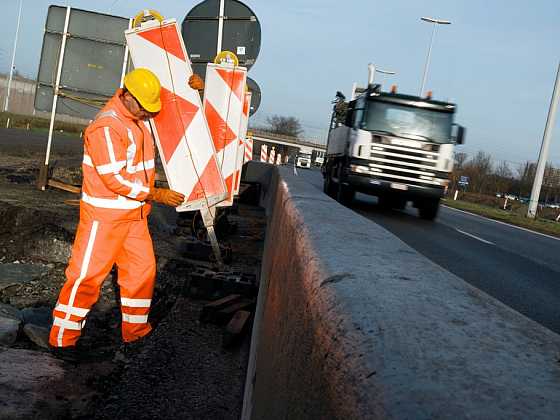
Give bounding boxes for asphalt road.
[296,167,560,335]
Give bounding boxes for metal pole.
[200,206,224,269]
[350,82,357,100]
[4,0,23,112]
[368,63,376,85]
[120,18,133,87]
[38,6,71,190]
[527,62,560,218]
[216,0,225,55]
[420,23,436,96]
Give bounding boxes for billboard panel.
[35,6,130,120]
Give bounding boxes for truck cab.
[322,85,465,219]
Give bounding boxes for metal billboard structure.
[182,0,261,77]
[36,5,131,190]
[182,0,262,115]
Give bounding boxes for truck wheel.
[323,176,335,198]
[391,197,407,210]
[418,198,440,220]
[337,183,355,205]
[377,195,391,209]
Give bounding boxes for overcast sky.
[1,0,560,167]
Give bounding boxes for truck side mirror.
[452,124,466,145]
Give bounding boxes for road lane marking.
[443,205,560,242]
[455,228,495,245]
[293,164,298,176]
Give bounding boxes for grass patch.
[442,198,560,238]
[0,112,85,134]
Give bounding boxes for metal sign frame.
[37,6,132,190]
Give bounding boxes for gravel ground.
[0,128,265,419]
[96,297,251,420]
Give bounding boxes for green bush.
[455,191,559,222]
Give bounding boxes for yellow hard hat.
[124,68,162,113]
[214,51,239,66]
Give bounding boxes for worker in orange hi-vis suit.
[49,68,205,355]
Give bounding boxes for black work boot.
[120,331,153,359]
[50,345,84,364]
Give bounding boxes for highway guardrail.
[241,161,560,420]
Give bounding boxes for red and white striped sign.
[125,20,227,211]
[244,137,253,163]
[233,92,252,196]
[260,144,268,162]
[203,62,247,207]
[268,147,276,164]
[276,153,282,165]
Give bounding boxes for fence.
[0,74,90,125]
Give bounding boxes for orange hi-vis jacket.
[81,89,155,222]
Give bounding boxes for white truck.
[296,147,313,168]
[322,76,465,220]
[313,150,325,167]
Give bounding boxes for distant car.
[545,203,560,209]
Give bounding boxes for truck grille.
[366,141,446,186]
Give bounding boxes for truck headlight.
[349,164,370,174]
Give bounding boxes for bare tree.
[449,151,468,190]
[493,161,513,194]
[463,151,493,193]
[266,115,303,137]
[453,151,468,170]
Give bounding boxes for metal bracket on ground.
[200,206,224,269]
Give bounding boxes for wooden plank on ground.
[48,179,81,194]
[223,310,252,347]
[215,299,255,324]
[200,294,242,322]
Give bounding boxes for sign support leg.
[200,205,224,269]
[38,6,71,191]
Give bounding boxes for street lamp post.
[4,0,23,113]
[419,16,451,97]
[527,62,560,219]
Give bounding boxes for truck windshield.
[363,100,454,144]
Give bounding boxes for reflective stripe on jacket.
[81,89,156,222]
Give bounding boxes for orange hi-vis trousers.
[49,216,156,348]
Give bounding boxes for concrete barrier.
[242,162,560,420]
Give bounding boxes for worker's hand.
[147,187,185,207]
[188,74,204,91]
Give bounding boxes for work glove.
[188,74,205,91]
[147,187,185,207]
